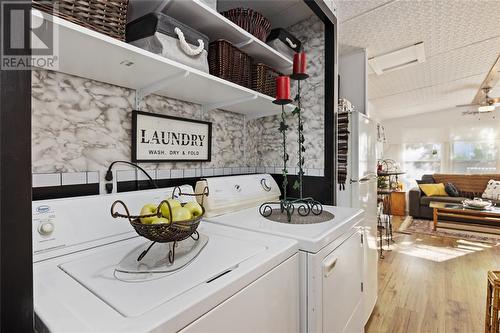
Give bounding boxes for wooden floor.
[365,217,500,333]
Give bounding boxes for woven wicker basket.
[209,39,252,89]
[220,8,271,42]
[32,0,128,41]
[251,63,281,98]
[111,199,204,243]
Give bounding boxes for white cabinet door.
[361,179,378,324]
[180,254,299,333]
[322,231,364,333]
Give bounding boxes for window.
[403,143,441,181]
[451,141,498,173]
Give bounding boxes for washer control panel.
[33,205,56,238]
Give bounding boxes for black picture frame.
[131,110,212,163]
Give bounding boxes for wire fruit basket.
[110,186,208,263]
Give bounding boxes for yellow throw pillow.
[419,183,448,197]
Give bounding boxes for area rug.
[397,217,500,245]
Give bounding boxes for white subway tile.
[265,166,274,174]
[213,168,223,176]
[232,167,241,174]
[318,169,325,177]
[170,169,184,178]
[33,173,61,187]
[156,169,171,180]
[202,168,214,177]
[116,170,136,181]
[196,168,203,177]
[309,168,321,176]
[257,166,266,173]
[86,171,99,184]
[137,169,156,181]
[184,169,196,178]
[223,167,232,175]
[61,172,86,185]
[248,166,256,173]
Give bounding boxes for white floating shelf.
[32,10,294,119]
[164,0,293,73]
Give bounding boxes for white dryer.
[33,185,299,332]
[196,174,368,333]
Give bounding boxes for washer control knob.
[261,178,272,192]
[39,222,54,236]
[234,184,242,192]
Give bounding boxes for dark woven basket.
[220,8,271,42]
[130,210,204,243]
[111,200,204,243]
[251,63,281,97]
[32,0,128,41]
[209,40,252,89]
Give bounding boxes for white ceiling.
[337,0,500,120]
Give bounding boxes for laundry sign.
[132,111,212,162]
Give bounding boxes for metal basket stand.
[111,186,209,264]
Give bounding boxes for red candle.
[275,76,290,100]
[293,52,307,75]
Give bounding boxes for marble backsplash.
[31,14,325,189]
[245,15,325,170]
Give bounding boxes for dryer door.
[321,230,364,333]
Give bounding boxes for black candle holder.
[273,97,292,204]
[260,71,323,223]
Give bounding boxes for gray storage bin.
[266,28,302,59]
[126,12,210,73]
[127,0,171,23]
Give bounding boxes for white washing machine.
[196,174,367,333]
[33,185,300,332]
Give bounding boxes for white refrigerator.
[337,111,378,325]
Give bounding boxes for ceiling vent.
[368,42,425,75]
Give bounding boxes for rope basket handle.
[285,37,297,49]
[174,27,204,56]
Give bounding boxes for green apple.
[184,201,203,217]
[160,199,182,219]
[171,206,192,222]
[140,204,158,224]
[151,217,170,225]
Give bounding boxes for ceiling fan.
[457,54,500,115]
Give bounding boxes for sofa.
[409,173,500,220]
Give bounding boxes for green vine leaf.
[292,107,300,115]
[278,121,289,132]
[293,180,300,190]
